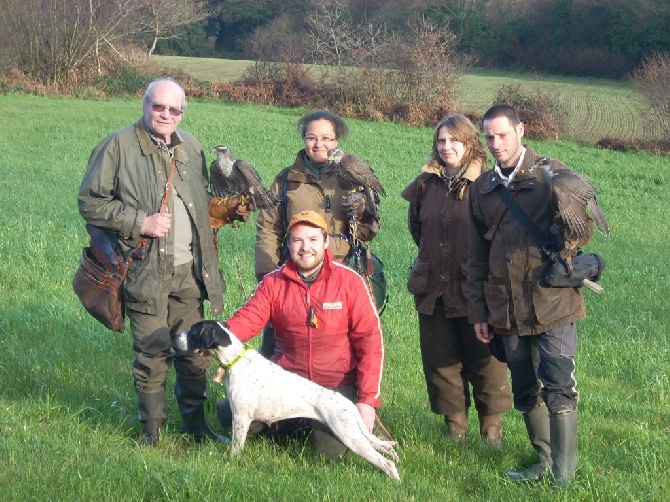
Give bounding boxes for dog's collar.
[222,343,251,369]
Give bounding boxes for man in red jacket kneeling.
[215,210,385,458]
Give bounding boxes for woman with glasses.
[401,114,512,446]
[251,110,381,354]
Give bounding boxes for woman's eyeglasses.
[304,135,337,143]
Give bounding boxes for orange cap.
[287,210,328,233]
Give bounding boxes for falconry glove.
[209,196,256,229]
[341,191,367,219]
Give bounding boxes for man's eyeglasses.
[151,103,183,117]
[304,135,337,143]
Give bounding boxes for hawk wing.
[235,159,279,209]
[543,167,609,249]
[337,152,386,197]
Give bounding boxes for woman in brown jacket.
[401,115,511,445]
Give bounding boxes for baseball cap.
[287,210,328,233]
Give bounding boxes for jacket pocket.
[407,259,432,295]
[483,282,511,330]
[531,281,583,325]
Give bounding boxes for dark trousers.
[418,298,511,417]
[502,323,578,415]
[129,262,212,421]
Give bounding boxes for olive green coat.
[78,119,225,316]
[255,149,380,279]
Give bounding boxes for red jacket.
[226,249,385,408]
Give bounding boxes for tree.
[630,51,670,139]
[142,0,210,56]
[0,0,210,83]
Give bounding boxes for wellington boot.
[137,391,167,447]
[479,413,503,447]
[550,411,578,486]
[140,420,162,447]
[180,406,230,443]
[175,370,230,443]
[507,405,552,482]
[444,412,468,444]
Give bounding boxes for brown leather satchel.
[72,227,132,332]
[73,160,177,331]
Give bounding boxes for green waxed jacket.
[78,119,225,316]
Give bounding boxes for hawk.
[328,148,386,198]
[539,161,610,275]
[210,146,278,210]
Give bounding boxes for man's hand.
[356,403,377,433]
[474,323,492,343]
[141,212,173,237]
[209,195,256,229]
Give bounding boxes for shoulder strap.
[278,167,291,228]
[495,184,555,259]
[132,159,178,260]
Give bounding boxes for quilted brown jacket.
[467,146,586,336]
[401,159,487,316]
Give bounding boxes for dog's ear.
[189,320,230,352]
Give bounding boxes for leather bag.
[72,231,130,332]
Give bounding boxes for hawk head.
[211,145,234,177]
[327,148,344,163]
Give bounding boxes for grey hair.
[143,77,187,112]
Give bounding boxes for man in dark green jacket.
[78,78,227,446]
[469,104,591,486]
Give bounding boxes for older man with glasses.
[78,77,228,446]
[254,110,382,358]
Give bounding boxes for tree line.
[165,0,670,80]
[1,0,668,150]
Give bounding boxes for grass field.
[155,56,658,144]
[0,93,669,501]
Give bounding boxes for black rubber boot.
[175,371,229,443]
[507,404,552,482]
[258,324,276,359]
[137,391,167,446]
[550,410,578,486]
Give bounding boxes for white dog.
[173,320,400,480]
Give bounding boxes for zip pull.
[325,195,331,213]
[307,306,318,328]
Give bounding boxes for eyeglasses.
[304,135,337,143]
[151,103,183,117]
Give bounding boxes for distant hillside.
[155,56,657,144]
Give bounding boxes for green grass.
[155,56,656,143]
[1,94,669,501]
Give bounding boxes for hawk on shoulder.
[327,148,386,198]
[539,161,610,275]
